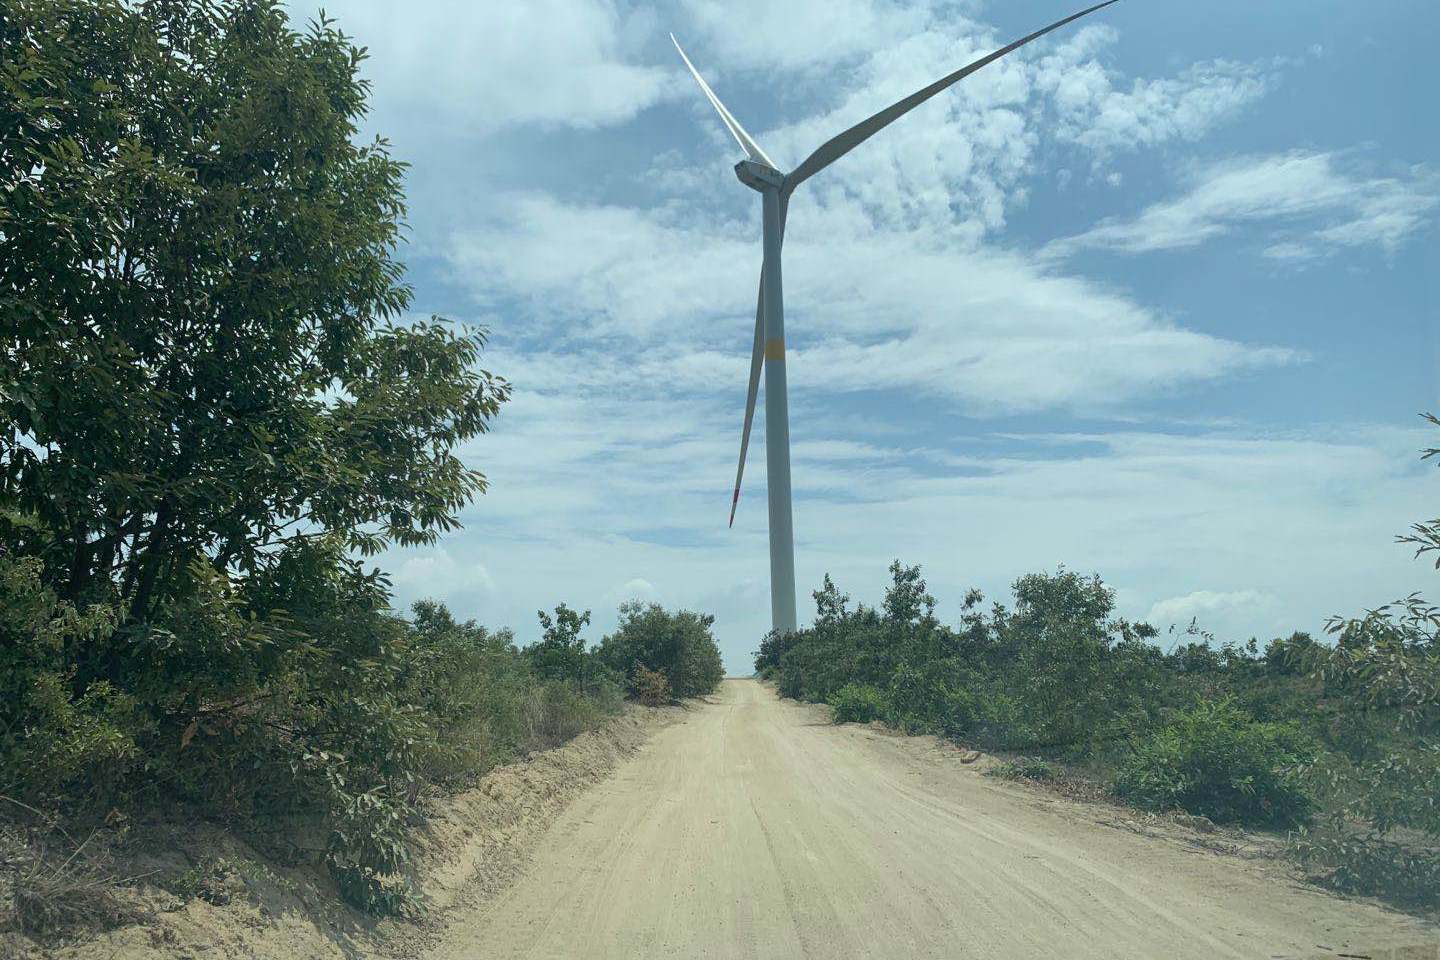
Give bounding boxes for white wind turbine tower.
[672,1,1121,635]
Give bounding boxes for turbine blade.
[729,198,789,527]
[671,33,776,168]
[730,277,765,527]
[785,0,1121,190]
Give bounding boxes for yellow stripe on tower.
[764,338,785,361]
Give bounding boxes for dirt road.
[427,679,1434,960]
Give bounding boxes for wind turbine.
[672,1,1122,635]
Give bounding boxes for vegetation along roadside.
[758,419,1440,911]
[0,0,724,945]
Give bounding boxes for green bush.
[828,684,887,724]
[1292,826,1440,907]
[525,604,597,686]
[1291,592,1440,904]
[988,757,1057,782]
[524,681,614,750]
[598,602,724,699]
[1113,699,1315,827]
[0,555,138,809]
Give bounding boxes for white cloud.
[1035,41,1277,159]
[678,0,927,72]
[317,0,677,131]
[451,195,1299,414]
[388,548,498,601]
[612,578,660,604]
[1047,151,1440,260]
[663,10,1279,238]
[1145,590,1272,632]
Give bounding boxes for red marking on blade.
[728,487,740,527]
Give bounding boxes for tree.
[0,0,509,638]
[527,603,592,685]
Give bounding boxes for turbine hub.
[735,159,784,192]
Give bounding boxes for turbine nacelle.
[735,159,784,193]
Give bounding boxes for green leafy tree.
[0,0,510,915]
[526,603,593,686]
[0,0,509,638]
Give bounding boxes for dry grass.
[0,798,144,942]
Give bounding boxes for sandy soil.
[425,679,1437,960]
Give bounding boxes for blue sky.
[303,0,1437,673]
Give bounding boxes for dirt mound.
[2,705,680,960]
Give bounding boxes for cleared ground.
[428,679,1435,960]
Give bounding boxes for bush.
[631,665,672,706]
[1,0,510,920]
[1291,592,1440,904]
[828,683,887,724]
[8,829,132,939]
[525,604,597,686]
[989,757,1057,782]
[598,602,723,699]
[0,555,138,810]
[525,680,617,750]
[1113,699,1315,827]
[1292,826,1440,907]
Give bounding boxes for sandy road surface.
[427,679,1435,960]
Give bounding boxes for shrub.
[631,666,672,706]
[0,555,138,810]
[598,602,723,699]
[1291,591,1440,904]
[1113,699,1315,827]
[525,604,595,686]
[1292,826,1440,907]
[828,683,887,724]
[524,681,614,750]
[988,757,1057,782]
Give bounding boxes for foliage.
[7,828,131,938]
[1293,591,1440,903]
[597,602,724,699]
[828,683,887,724]
[765,562,1175,752]
[758,561,1404,836]
[988,758,1057,782]
[0,0,510,633]
[1398,412,1440,570]
[0,0,519,918]
[1293,826,1440,907]
[524,604,620,697]
[1113,699,1315,827]
[0,0,731,927]
[0,554,136,808]
[631,665,672,707]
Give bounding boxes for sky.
[298,0,1438,674]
